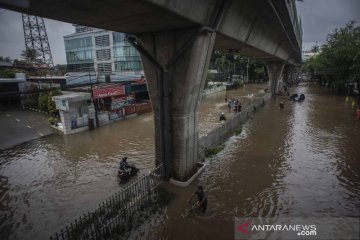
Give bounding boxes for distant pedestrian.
[238,102,242,112]
[219,112,226,121]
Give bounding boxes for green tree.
[38,92,48,112]
[303,21,360,95]
[47,90,61,116]
[21,49,41,64]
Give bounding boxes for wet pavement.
[0,107,54,150]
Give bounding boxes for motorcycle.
[117,163,139,183]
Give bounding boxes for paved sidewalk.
[0,107,54,150]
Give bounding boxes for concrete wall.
[198,93,271,159]
[203,85,226,97]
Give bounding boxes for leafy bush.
[205,144,225,158]
[234,127,243,136]
[234,79,244,88]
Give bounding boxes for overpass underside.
[0,0,302,181]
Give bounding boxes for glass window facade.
[66,50,93,63]
[65,37,92,50]
[67,63,94,72]
[64,28,144,73]
[114,46,138,58]
[113,32,125,43]
[114,61,142,72]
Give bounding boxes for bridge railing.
[50,164,164,240]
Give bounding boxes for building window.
[113,32,125,43]
[114,61,142,72]
[66,50,93,62]
[96,49,111,61]
[95,35,110,47]
[67,63,94,72]
[97,63,112,73]
[65,37,92,50]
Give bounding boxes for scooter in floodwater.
[117,158,139,183]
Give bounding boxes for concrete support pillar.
[267,62,285,97]
[282,65,293,87]
[289,66,300,86]
[135,28,216,181]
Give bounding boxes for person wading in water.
[187,186,208,213]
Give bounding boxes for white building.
[52,91,93,134]
[64,25,142,74]
[302,50,318,61]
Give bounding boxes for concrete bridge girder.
[217,0,296,62]
[135,29,216,180]
[0,0,301,63]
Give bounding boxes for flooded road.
[137,83,360,239]
[1,83,359,239]
[0,113,156,240]
[197,84,267,136]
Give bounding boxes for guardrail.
[50,164,163,240]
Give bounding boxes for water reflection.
[140,84,360,240]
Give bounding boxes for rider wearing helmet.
[119,157,131,172]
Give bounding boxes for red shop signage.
[93,85,125,99]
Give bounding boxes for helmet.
[122,157,128,161]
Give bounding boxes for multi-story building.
[64,25,142,74]
[302,50,318,61]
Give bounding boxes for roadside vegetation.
[303,21,360,103]
[205,144,225,158]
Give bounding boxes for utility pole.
[89,71,99,128]
[246,57,250,83]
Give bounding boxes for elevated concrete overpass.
[0,0,302,181]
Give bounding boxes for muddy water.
[135,84,360,239]
[197,84,267,136]
[1,83,359,240]
[0,113,156,240]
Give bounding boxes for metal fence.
[50,164,164,240]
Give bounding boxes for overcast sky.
[0,0,360,65]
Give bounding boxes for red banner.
[93,85,125,99]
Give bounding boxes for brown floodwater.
[132,83,360,239]
[1,83,359,240]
